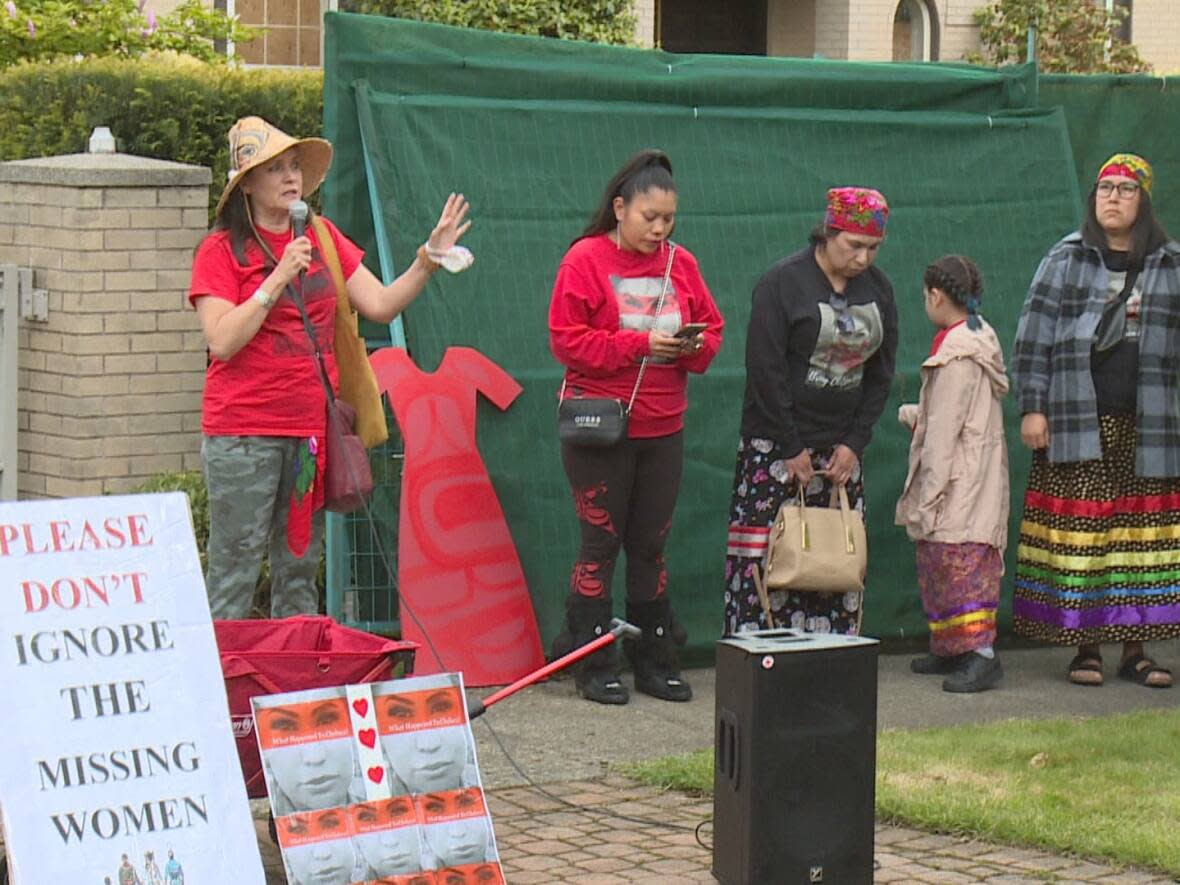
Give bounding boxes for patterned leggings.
[723,436,865,636]
[202,435,323,619]
[561,432,683,603]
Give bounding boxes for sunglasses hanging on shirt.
[829,292,856,335]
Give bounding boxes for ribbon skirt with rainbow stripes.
[917,541,1002,655]
[1014,413,1180,646]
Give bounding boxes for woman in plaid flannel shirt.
[1012,153,1180,689]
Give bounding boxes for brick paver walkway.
[487,777,1174,884]
[255,777,1174,884]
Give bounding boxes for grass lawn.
[621,708,1180,877]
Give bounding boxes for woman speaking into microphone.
[189,116,471,620]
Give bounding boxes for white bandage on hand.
[423,244,475,274]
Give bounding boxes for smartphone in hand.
[674,322,708,339]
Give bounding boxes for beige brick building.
[635,0,1179,71]
[149,0,337,66]
[144,0,1180,71]
[0,153,211,499]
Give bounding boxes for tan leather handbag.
[313,215,390,449]
[763,485,867,593]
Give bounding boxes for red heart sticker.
[352,698,369,718]
[367,766,384,785]
[358,728,376,749]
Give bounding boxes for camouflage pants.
[202,435,323,619]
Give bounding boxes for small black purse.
[556,244,677,448]
[557,396,629,447]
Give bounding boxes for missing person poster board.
[0,493,265,883]
[253,672,505,885]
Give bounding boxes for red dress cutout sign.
[370,347,545,686]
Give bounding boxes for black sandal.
[1117,653,1173,689]
[1067,653,1103,686]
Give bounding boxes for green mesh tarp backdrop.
[323,13,1083,656]
[1040,74,1180,236]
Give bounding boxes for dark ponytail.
[924,255,984,331]
[578,149,676,243]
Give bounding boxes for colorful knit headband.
[1097,153,1153,197]
[826,186,889,238]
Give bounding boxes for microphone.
[288,199,309,238]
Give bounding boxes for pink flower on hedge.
[26,17,34,37]
[5,2,16,20]
[145,10,157,34]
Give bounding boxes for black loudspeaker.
[712,629,879,885]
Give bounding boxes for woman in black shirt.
[723,187,898,636]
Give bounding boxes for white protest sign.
[0,493,265,883]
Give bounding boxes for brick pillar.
[634,0,657,47]
[0,152,211,499]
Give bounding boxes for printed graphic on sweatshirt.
[806,301,884,390]
[611,274,681,364]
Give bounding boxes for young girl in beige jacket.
[896,255,1010,693]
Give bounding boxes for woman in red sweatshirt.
[547,150,724,705]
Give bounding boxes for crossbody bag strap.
[286,278,337,405]
[557,242,677,409]
[625,242,677,415]
[251,219,337,405]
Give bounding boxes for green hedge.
[340,0,637,45]
[0,53,323,217]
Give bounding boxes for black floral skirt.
[723,436,866,636]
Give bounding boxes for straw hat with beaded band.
[215,116,333,218]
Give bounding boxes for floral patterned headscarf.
[825,186,889,238]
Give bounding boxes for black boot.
[624,597,692,702]
[910,652,967,675]
[943,652,1003,693]
[551,594,629,705]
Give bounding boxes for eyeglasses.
[829,293,855,335]
[1097,181,1140,198]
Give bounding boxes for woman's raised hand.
[1021,412,1050,450]
[426,193,472,253]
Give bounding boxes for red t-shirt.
[548,234,724,438]
[930,319,966,356]
[189,218,364,437]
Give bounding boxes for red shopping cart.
[214,615,417,798]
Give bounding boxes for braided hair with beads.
[923,254,984,331]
